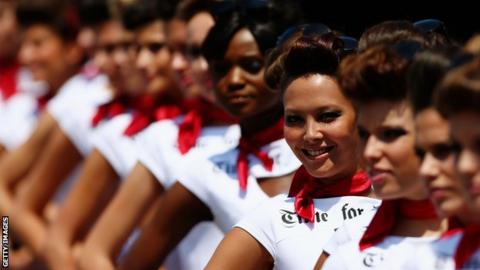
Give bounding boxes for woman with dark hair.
[322,44,448,269]
[206,26,379,270]
[404,56,480,270]
[113,1,304,269]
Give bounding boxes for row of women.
[0,0,479,269]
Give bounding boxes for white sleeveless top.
[323,235,437,270]
[131,120,240,270]
[323,202,379,255]
[236,194,380,270]
[402,230,480,270]
[134,119,240,188]
[47,73,112,156]
[90,113,137,178]
[177,138,301,232]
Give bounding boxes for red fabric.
[123,95,182,136]
[359,199,438,251]
[178,98,237,154]
[0,61,19,101]
[454,224,480,269]
[288,166,371,222]
[36,93,54,111]
[91,95,130,127]
[236,117,284,190]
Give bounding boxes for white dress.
[323,235,437,270]
[177,138,302,232]
[402,230,480,270]
[235,195,380,269]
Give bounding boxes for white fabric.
[0,92,41,150]
[178,138,301,232]
[90,114,137,178]
[323,202,379,255]
[403,230,480,270]
[236,195,380,270]
[135,120,240,188]
[47,73,112,156]
[323,235,437,270]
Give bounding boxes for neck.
[240,104,283,136]
[393,217,448,238]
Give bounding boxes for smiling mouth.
[302,146,335,158]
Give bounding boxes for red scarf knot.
[177,98,237,155]
[0,60,19,101]
[123,95,182,136]
[91,95,130,127]
[454,224,480,270]
[288,166,371,223]
[359,198,438,251]
[236,117,284,191]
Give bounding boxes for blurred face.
[0,1,18,60]
[284,75,358,180]
[19,24,76,91]
[94,20,140,95]
[183,12,215,101]
[168,18,190,95]
[359,100,425,200]
[212,28,279,119]
[135,19,176,96]
[416,108,471,217]
[450,111,480,212]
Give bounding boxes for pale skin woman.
[450,111,480,213]
[75,18,183,270]
[416,107,476,222]
[22,19,138,270]
[115,27,294,270]
[0,11,83,268]
[206,70,367,269]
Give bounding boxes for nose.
[419,153,439,183]
[171,51,188,73]
[457,149,479,182]
[304,118,324,143]
[364,135,383,163]
[136,48,151,71]
[225,66,245,92]
[19,42,36,66]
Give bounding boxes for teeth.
[304,147,331,157]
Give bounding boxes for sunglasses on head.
[391,41,423,60]
[414,19,445,34]
[276,23,358,54]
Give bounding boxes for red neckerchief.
[123,94,183,136]
[288,166,371,223]
[91,95,131,127]
[236,117,284,191]
[177,98,238,154]
[455,224,480,269]
[37,92,54,111]
[0,60,19,101]
[359,199,438,251]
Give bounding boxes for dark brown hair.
[338,45,410,103]
[265,32,346,92]
[435,56,480,117]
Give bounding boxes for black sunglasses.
[133,42,167,54]
[276,23,358,54]
[392,41,423,60]
[97,41,134,54]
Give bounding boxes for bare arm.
[117,182,212,270]
[42,148,120,270]
[206,227,273,270]
[0,112,56,216]
[314,252,330,270]
[76,163,164,270]
[10,127,83,255]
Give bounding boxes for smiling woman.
[205,27,379,270]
